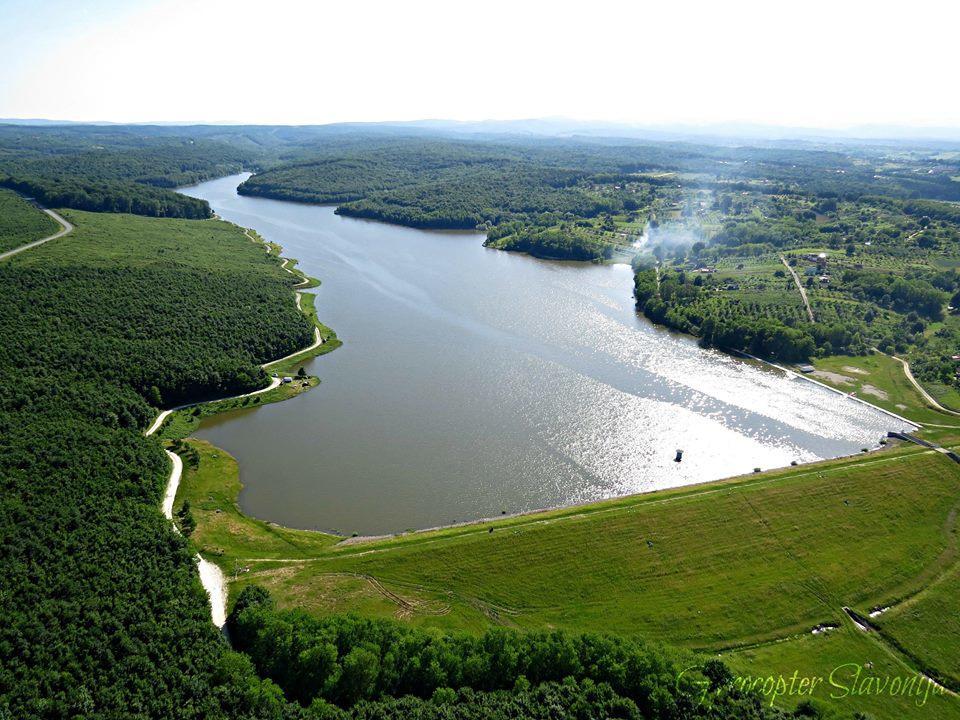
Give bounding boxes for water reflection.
[181,175,912,535]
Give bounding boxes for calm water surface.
[181,174,912,535]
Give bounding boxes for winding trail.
[145,234,326,626]
[145,376,282,436]
[0,206,74,261]
[780,253,815,322]
[886,352,960,417]
[159,449,228,628]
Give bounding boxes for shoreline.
[148,215,338,625]
[164,183,935,611]
[734,350,920,430]
[335,441,909,545]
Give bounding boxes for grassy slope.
[725,624,958,718]
[811,353,959,428]
[0,188,58,252]
[237,449,958,641]
[873,562,960,688]
[177,435,960,708]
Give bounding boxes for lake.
[180,174,912,535]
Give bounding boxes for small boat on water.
[674,449,683,463]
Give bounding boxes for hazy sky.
[2,0,958,128]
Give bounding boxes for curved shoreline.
[179,214,918,542]
[147,221,332,626]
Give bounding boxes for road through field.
[0,206,74,261]
[780,253,815,322]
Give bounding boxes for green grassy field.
[811,353,960,428]
[872,561,960,688]
[725,624,957,717]
[176,435,960,717]
[0,188,59,252]
[17,209,278,271]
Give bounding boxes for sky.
[2,0,959,130]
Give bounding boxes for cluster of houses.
[800,252,830,285]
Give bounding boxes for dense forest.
[0,187,58,252]
[228,586,801,719]
[237,134,960,268]
[0,210,312,717]
[486,221,616,261]
[0,126,253,218]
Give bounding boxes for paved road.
[780,254,814,322]
[0,207,74,261]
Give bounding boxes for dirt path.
[780,254,814,322]
[145,225,327,625]
[886,353,960,417]
[144,376,282,437]
[159,449,228,627]
[0,206,74,261]
[266,324,323,368]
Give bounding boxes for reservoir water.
[181,174,912,535]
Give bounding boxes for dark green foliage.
[0,188,58,252]
[229,586,786,719]
[635,267,817,361]
[0,174,213,218]
[486,223,614,261]
[902,198,960,224]
[307,681,647,719]
[0,125,254,218]
[241,142,627,231]
[178,500,197,537]
[0,211,312,718]
[840,269,946,320]
[0,264,311,404]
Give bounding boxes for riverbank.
[148,229,340,442]
[148,220,341,625]
[176,431,960,717]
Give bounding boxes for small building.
[281,376,293,384]
[798,364,815,373]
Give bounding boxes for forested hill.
[0,211,312,717]
[0,125,253,218]
[236,134,960,261]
